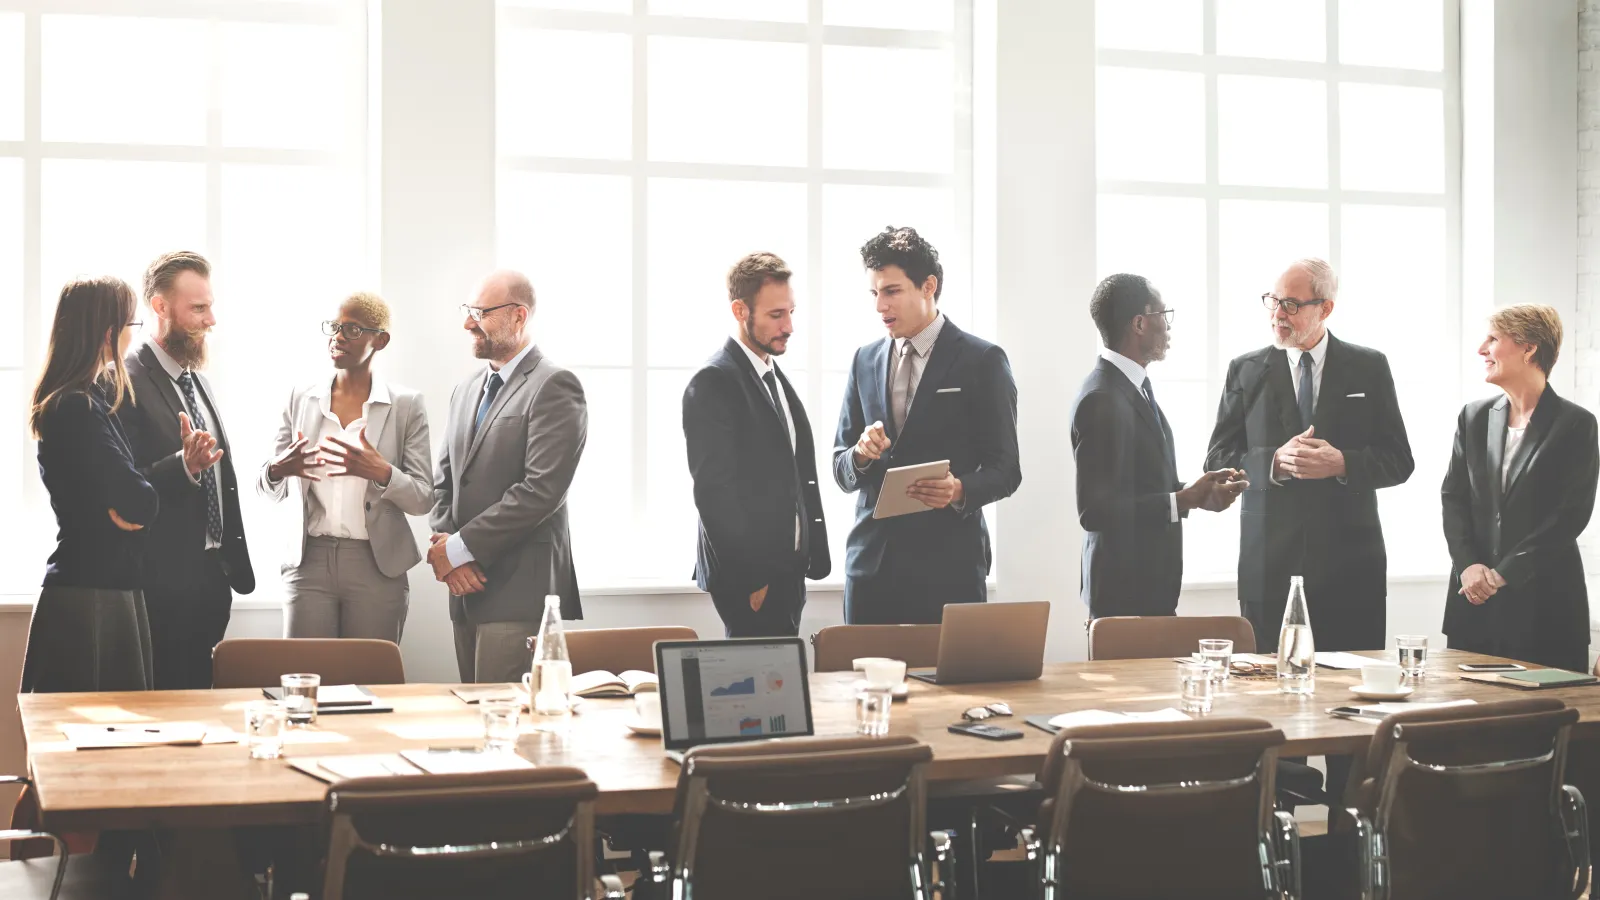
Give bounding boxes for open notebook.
[570,669,658,698]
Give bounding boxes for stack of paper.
[400,749,536,775]
[289,754,420,782]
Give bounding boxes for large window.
[4,0,370,596]
[496,0,989,587]
[1094,0,1459,582]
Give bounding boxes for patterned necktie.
[1297,352,1315,429]
[891,340,917,434]
[762,370,790,447]
[176,372,223,545]
[474,372,503,437]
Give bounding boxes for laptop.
[907,601,1051,685]
[654,638,816,764]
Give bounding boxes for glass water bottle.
[530,595,572,728]
[1276,576,1315,694]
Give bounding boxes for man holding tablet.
[832,227,1022,624]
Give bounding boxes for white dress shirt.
[147,339,225,548]
[734,336,801,550]
[1099,347,1179,524]
[1503,423,1527,489]
[305,376,393,540]
[446,341,538,570]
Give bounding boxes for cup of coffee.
[634,692,662,729]
[1360,661,1404,693]
[862,658,908,690]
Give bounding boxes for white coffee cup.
[1360,661,1404,693]
[852,656,895,672]
[862,658,908,691]
[634,692,662,728]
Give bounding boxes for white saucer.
[625,718,661,736]
[1350,685,1413,701]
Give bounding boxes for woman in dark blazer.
[22,276,160,692]
[1442,303,1598,671]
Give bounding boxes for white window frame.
[497,0,986,592]
[1,0,370,596]
[1094,0,1463,588]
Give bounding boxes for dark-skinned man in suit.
[1071,273,1245,619]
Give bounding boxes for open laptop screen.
[655,638,814,752]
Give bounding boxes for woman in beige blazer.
[259,292,433,640]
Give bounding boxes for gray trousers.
[284,536,409,642]
[452,620,539,684]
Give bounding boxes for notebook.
[400,748,537,775]
[1462,669,1600,690]
[288,754,420,782]
[569,669,658,698]
[1024,708,1190,735]
[262,684,393,714]
[60,722,210,749]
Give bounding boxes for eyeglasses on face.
[322,321,385,339]
[1261,293,1326,316]
[125,320,143,329]
[460,302,522,323]
[1142,308,1175,327]
[961,702,1014,722]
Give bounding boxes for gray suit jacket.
[430,347,587,623]
[257,378,434,578]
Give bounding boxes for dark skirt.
[21,585,154,693]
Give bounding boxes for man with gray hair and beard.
[1205,258,1413,655]
[429,271,588,682]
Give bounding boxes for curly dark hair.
[860,226,943,301]
[1089,273,1157,347]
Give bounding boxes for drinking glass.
[1178,661,1214,714]
[1396,634,1429,678]
[245,701,287,759]
[481,699,522,753]
[1199,639,1234,682]
[280,673,321,726]
[856,688,893,736]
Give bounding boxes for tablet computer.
[872,459,951,519]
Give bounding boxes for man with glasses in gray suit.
[429,271,588,682]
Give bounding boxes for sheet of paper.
[452,684,521,705]
[1047,708,1190,729]
[1370,699,1476,714]
[400,749,537,775]
[317,754,419,780]
[61,722,209,749]
[1314,652,1375,670]
[316,685,375,705]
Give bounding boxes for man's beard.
[163,328,209,369]
[472,327,513,361]
[745,318,788,357]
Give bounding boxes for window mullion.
[631,0,649,536]
[806,0,823,413]
[1326,0,1342,273]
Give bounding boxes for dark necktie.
[762,370,791,447]
[474,372,503,436]
[176,372,223,545]
[1140,376,1160,417]
[1297,352,1315,429]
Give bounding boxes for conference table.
[18,649,1600,831]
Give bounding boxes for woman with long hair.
[23,276,159,692]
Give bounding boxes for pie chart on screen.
[766,672,784,692]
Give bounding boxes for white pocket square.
[936,387,961,394]
[1346,392,1366,398]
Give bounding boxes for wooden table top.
[20,649,1600,829]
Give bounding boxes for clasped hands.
[852,420,965,509]
[1274,426,1345,481]
[1458,563,1505,605]
[1178,469,1249,514]
[268,428,392,486]
[428,533,486,595]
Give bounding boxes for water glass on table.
[856,658,906,736]
[1396,634,1429,678]
[481,698,522,753]
[1177,661,1214,714]
[1198,639,1233,683]
[245,700,287,759]
[280,673,321,726]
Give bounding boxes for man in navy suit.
[832,226,1021,624]
[1070,273,1245,619]
[684,253,830,637]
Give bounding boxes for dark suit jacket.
[1441,385,1597,663]
[683,338,830,600]
[1070,357,1183,617]
[1204,333,1412,650]
[121,343,255,596]
[831,318,1021,582]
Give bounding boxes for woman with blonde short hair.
[1441,304,1598,670]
